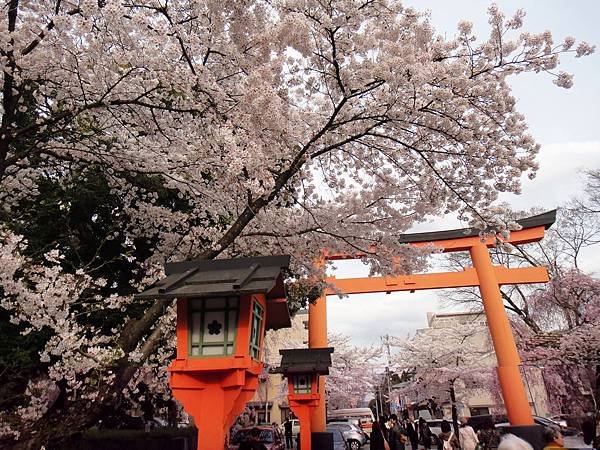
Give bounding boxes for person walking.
[476,417,500,450]
[389,414,408,450]
[438,420,459,450]
[458,417,479,450]
[371,418,391,450]
[581,412,595,446]
[542,426,567,450]
[283,417,293,449]
[406,417,419,450]
[419,417,433,449]
[497,434,534,450]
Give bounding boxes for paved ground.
[359,435,591,449]
[284,434,591,449]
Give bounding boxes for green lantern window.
[189,297,238,357]
[249,300,264,359]
[292,374,312,394]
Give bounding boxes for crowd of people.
[368,415,583,450]
[370,415,499,450]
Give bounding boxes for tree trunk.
[449,382,460,447]
[594,363,599,450]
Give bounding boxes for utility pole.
[381,335,394,414]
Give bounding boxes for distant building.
[407,311,550,419]
[246,309,308,425]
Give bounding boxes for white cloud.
[502,141,600,210]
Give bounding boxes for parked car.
[227,426,285,450]
[328,408,375,439]
[279,418,301,438]
[533,415,578,436]
[426,419,443,448]
[327,421,367,449]
[495,415,578,437]
[549,415,569,428]
[326,427,350,450]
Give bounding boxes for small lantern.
[273,347,334,450]
[135,255,292,450]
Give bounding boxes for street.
[282,433,591,449]
[356,435,592,449]
[282,430,592,449]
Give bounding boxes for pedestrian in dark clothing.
[407,418,419,449]
[477,417,500,450]
[283,418,293,449]
[419,417,433,449]
[371,419,390,450]
[238,427,268,450]
[389,414,408,450]
[581,413,595,445]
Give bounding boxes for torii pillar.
[308,210,557,439]
[308,296,328,432]
[470,242,533,425]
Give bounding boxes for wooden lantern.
[136,255,292,450]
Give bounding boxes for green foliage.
[0,164,197,415]
[0,308,52,410]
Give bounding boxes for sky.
[326,0,600,347]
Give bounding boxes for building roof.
[272,347,334,376]
[135,255,292,330]
[427,311,486,328]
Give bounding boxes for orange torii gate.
[308,210,556,444]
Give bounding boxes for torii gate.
[308,210,556,441]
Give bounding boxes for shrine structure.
[273,347,334,450]
[136,255,292,450]
[308,210,556,448]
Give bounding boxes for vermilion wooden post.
[308,295,328,432]
[288,389,320,450]
[469,242,534,425]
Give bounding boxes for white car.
[280,419,300,437]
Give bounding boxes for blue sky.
[327,1,600,347]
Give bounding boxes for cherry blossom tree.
[390,322,499,435]
[326,333,381,410]
[0,0,593,447]
[518,270,600,417]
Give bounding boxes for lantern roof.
[272,347,334,376]
[135,255,292,330]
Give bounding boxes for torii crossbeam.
[308,210,556,443]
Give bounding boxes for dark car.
[227,426,285,450]
[533,415,579,436]
[495,415,578,437]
